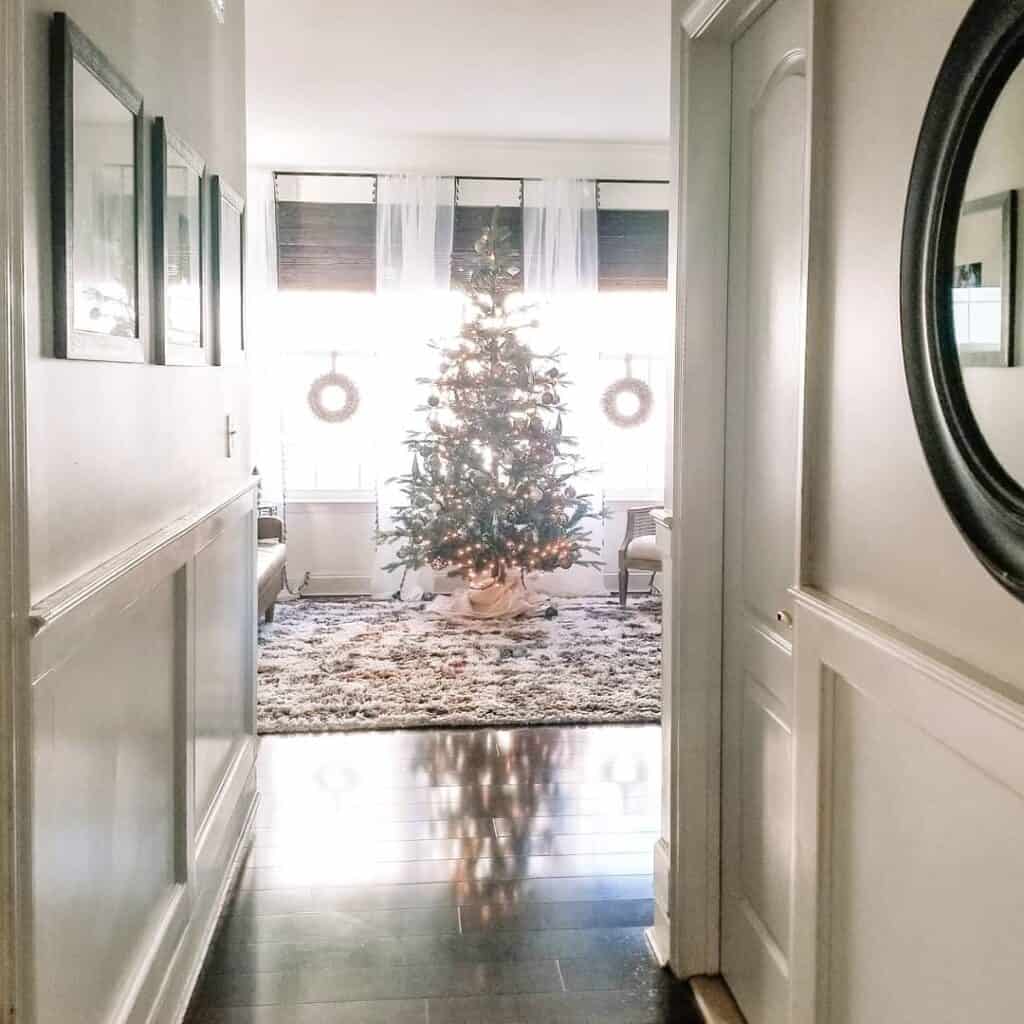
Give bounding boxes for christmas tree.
[380,208,600,611]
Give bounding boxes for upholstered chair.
[618,505,662,607]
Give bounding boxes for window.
[597,181,670,291]
[275,174,376,291]
[452,178,522,290]
[261,172,672,503]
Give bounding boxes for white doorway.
[665,0,819,1017]
[0,0,31,1017]
[720,0,808,1019]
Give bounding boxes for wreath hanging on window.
[601,355,653,429]
[307,353,360,424]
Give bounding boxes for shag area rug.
[257,595,661,733]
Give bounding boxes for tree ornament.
[431,557,447,571]
[427,394,440,407]
[546,367,560,379]
[558,551,573,569]
[541,391,556,406]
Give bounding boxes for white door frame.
[666,0,825,986]
[0,0,32,1016]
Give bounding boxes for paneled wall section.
[29,487,258,1024]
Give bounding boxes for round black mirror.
[902,0,1024,599]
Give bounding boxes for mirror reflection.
[165,157,202,345]
[954,59,1024,482]
[219,200,243,355]
[71,58,136,337]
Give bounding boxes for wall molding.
[154,766,257,1024]
[791,586,1024,1024]
[647,837,672,966]
[30,481,258,677]
[30,484,257,1023]
[681,0,778,41]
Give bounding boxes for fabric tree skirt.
[257,595,662,734]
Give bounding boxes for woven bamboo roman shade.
[273,174,669,292]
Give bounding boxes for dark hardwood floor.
[187,725,702,1023]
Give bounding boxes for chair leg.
[619,568,629,608]
[265,604,275,623]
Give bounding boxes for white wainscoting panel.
[195,515,255,828]
[29,484,258,1024]
[792,588,1024,1024]
[32,575,182,1024]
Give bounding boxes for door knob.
[776,609,793,628]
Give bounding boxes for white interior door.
[720,0,808,1020]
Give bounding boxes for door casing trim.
[668,0,825,997]
[0,0,32,1017]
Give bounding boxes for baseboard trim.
[691,976,747,1024]
[194,736,257,858]
[110,883,190,1024]
[647,837,671,966]
[298,573,372,597]
[155,785,258,1024]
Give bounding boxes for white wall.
[809,0,1024,694]
[21,2,257,1021]
[251,136,671,183]
[245,0,671,162]
[785,1,1024,1021]
[24,0,251,603]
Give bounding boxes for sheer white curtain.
[522,178,605,596]
[376,175,455,292]
[371,175,457,598]
[523,178,598,295]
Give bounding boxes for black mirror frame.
[901,0,1024,600]
[50,12,145,362]
[152,117,208,366]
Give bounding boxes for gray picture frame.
[210,175,246,366]
[152,117,208,366]
[955,190,1017,368]
[50,12,145,362]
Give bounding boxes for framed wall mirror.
[902,0,1024,600]
[153,117,207,366]
[50,13,145,362]
[211,176,245,366]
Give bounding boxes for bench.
[257,516,287,623]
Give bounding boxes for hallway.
[187,725,700,1023]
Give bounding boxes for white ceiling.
[245,0,671,167]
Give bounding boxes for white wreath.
[601,376,654,428]
[308,371,360,424]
